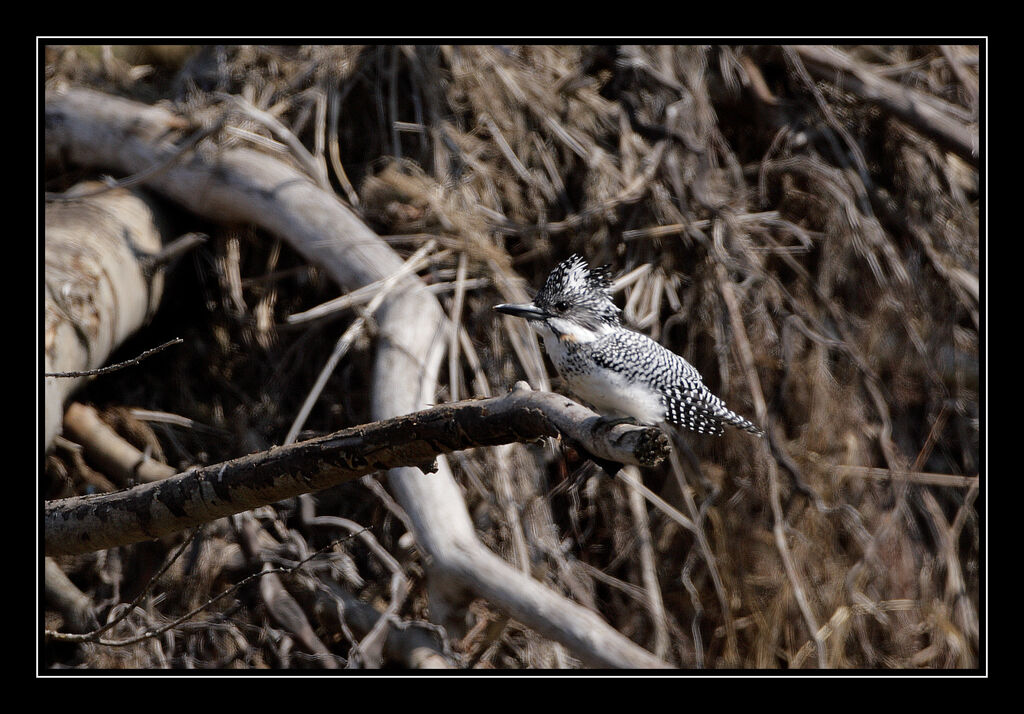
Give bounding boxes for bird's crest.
[533,254,619,327]
[541,254,612,296]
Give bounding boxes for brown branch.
[45,530,356,647]
[832,464,978,489]
[45,384,669,556]
[234,512,340,668]
[62,402,177,486]
[44,557,99,634]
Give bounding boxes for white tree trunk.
[44,184,166,448]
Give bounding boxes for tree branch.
[45,383,669,556]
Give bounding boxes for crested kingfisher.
[494,254,763,437]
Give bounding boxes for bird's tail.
[667,387,764,437]
[718,407,764,437]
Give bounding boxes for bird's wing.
[592,330,761,436]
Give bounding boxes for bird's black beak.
[493,302,548,321]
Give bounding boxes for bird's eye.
[555,300,570,311]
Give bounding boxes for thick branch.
[45,385,668,556]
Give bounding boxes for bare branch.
[62,403,177,485]
[45,338,182,379]
[45,384,668,556]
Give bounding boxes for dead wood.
[234,512,340,668]
[46,386,666,555]
[44,84,672,668]
[44,557,99,634]
[296,574,452,668]
[42,44,980,671]
[43,183,168,448]
[62,402,177,485]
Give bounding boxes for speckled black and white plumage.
[495,254,763,437]
[582,329,762,436]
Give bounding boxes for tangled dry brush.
[43,44,980,670]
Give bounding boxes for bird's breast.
[555,353,666,426]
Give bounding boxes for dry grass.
[43,44,980,669]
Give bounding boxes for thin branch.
[62,402,177,485]
[45,528,201,644]
[285,242,437,325]
[716,262,825,667]
[327,79,361,206]
[624,467,670,659]
[44,338,183,378]
[45,531,360,647]
[216,92,330,190]
[139,232,208,275]
[283,239,438,444]
[832,464,978,489]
